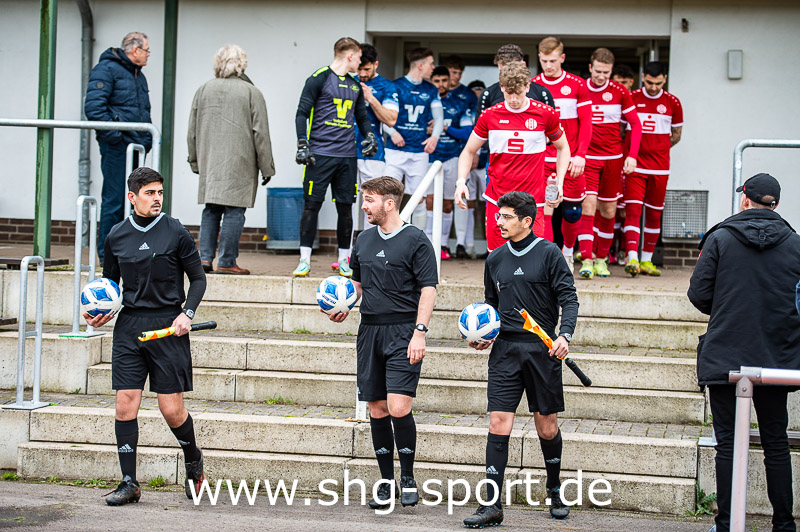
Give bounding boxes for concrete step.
[16,441,696,514]
[86,364,705,423]
[1,271,706,325]
[192,302,706,349]
[26,406,698,478]
[94,335,699,392]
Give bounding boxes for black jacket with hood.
[688,208,800,386]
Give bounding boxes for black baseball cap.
[736,173,780,206]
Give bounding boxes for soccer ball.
[458,302,501,343]
[316,276,358,315]
[80,278,123,318]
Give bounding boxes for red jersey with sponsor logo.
[630,88,683,174]
[532,71,592,161]
[586,79,641,160]
[473,100,563,203]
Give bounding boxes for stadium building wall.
[0,0,797,237]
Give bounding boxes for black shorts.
[356,322,421,401]
[487,338,564,415]
[111,309,193,394]
[303,155,357,204]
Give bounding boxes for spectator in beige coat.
[188,44,275,275]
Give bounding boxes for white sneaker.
[563,251,574,271]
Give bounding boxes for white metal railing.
[732,139,800,215]
[2,256,48,411]
[61,195,103,338]
[124,143,147,218]
[727,366,800,532]
[350,161,444,423]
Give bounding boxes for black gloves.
[295,138,315,166]
[361,132,378,158]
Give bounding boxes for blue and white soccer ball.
[80,278,123,318]
[458,302,501,343]
[316,275,358,315]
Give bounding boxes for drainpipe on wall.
[76,0,93,246]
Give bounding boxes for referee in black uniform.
[85,167,208,506]
[463,191,578,528]
[328,176,437,510]
[294,37,377,278]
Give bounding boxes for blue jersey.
[450,84,478,114]
[430,92,472,162]
[355,74,398,161]
[386,76,441,154]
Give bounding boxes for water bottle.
[545,174,559,202]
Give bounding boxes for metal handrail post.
[431,164,443,280]
[3,256,49,411]
[727,366,800,531]
[732,139,800,215]
[124,143,146,218]
[64,196,102,337]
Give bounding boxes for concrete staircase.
[2,270,798,516]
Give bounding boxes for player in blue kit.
[383,48,444,227]
[442,55,478,114]
[426,66,473,259]
[354,43,399,232]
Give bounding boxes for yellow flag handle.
[138,321,217,342]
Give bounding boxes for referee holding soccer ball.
[327,176,437,511]
[463,191,578,528]
[84,167,208,506]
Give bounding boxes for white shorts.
[357,159,386,186]
[467,167,487,203]
[384,149,431,195]
[427,157,458,198]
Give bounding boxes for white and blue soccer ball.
[316,275,358,315]
[80,278,123,318]
[458,302,501,343]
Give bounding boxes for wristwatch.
[182,308,195,320]
[559,332,572,343]
[415,323,429,334]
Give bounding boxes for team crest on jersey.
[602,92,613,102]
[561,86,571,96]
[525,118,537,130]
[657,104,667,114]
[419,93,430,101]
[447,107,458,115]
[351,85,360,92]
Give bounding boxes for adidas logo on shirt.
[376,250,385,257]
[139,242,150,251]
[514,267,524,276]
[374,447,390,455]
[398,447,415,454]
[545,457,561,464]
[486,465,499,475]
[118,444,134,453]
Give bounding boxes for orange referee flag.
[517,308,553,349]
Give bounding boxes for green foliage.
[74,478,109,488]
[148,476,166,488]
[685,483,717,519]
[2,472,20,481]
[265,394,296,405]
[292,328,312,334]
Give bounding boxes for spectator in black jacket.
[84,32,152,263]
[688,173,800,532]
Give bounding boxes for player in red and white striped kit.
[533,37,592,268]
[578,48,642,280]
[623,61,683,277]
[455,61,570,252]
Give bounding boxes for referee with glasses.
[463,191,578,528]
[328,176,437,511]
[85,167,208,506]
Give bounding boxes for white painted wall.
[669,0,800,229]
[1,0,798,234]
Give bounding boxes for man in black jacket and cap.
[688,173,800,532]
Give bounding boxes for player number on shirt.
[405,104,425,123]
[333,98,353,120]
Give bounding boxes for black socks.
[115,418,139,483]
[391,412,416,478]
[540,429,563,490]
[170,413,202,463]
[485,432,510,508]
[370,415,395,480]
